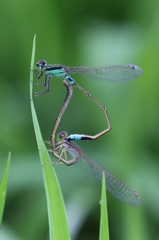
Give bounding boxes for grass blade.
[99,172,109,240]
[30,35,70,240]
[0,152,11,226]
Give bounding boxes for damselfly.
[34,60,142,149]
[46,131,141,207]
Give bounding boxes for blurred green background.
[0,0,159,239]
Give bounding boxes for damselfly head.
[36,60,47,71]
[57,131,68,142]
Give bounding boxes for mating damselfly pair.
[34,59,142,207]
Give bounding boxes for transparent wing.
[59,140,141,207]
[80,152,141,207]
[66,65,143,81]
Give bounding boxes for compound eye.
[41,60,47,66]
[36,60,47,68]
[35,62,40,67]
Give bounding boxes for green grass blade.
[0,152,11,226]
[99,172,109,240]
[30,35,70,240]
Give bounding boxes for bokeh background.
[0,0,159,239]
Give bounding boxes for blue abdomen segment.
[65,75,75,85]
[68,134,82,140]
[67,134,92,141]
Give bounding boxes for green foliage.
[99,172,109,240]
[0,153,11,225]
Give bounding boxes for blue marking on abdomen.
[68,134,82,140]
[65,76,75,85]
